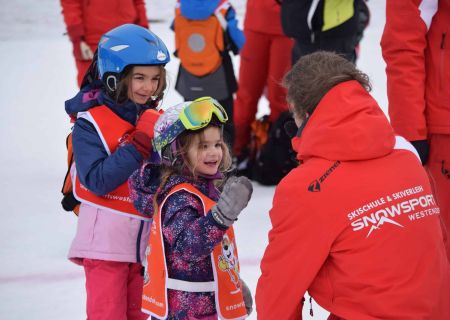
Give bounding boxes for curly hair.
[282,51,371,119]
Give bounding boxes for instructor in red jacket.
[233,0,293,159]
[381,0,450,261]
[60,0,149,87]
[256,52,449,319]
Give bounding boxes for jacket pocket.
[76,203,99,246]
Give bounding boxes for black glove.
[211,176,253,227]
[411,140,429,165]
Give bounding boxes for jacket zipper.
[136,220,144,263]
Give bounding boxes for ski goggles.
[179,96,228,130]
[153,97,228,152]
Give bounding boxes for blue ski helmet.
[97,24,170,92]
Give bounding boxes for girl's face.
[128,65,161,104]
[187,126,223,176]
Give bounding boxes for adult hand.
[67,24,86,61]
[79,40,94,60]
[211,176,253,227]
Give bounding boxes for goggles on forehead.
[179,96,228,130]
[153,96,228,152]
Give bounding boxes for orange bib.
[142,183,247,319]
[72,106,150,221]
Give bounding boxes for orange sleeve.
[381,0,430,141]
[255,181,331,319]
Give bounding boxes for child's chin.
[199,167,218,175]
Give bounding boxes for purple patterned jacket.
[129,163,228,319]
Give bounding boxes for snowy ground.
[0,1,387,319]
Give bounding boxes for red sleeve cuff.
[67,24,84,42]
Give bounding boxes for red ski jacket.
[60,0,149,47]
[256,81,449,319]
[244,0,284,35]
[381,0,450,140]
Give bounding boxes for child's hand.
[241,279,253,315]
[211,176,253,227]
[131,109,161,159]
[136,109,161,138]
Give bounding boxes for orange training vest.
[141,183,247,319]
[72,105,150,221]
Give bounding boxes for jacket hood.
[292,80,395,161]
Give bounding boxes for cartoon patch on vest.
[218,234,241,293]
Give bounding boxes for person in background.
[173,0,245,146]
[280,0,370,64]
[129,97,253,319]
[256,51,449,319]
[381,0,450,261]
[233,0,293,169]
[65,24,170,319]
[60,0,149,87]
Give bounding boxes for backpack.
[238,112,298,186]
[61,132,80,215]
[174,7,226,77]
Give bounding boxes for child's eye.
[215,143,222,148]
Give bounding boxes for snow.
[0,0,387,319]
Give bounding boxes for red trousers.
[83,259,148,320]
[427,134,450,261]
[233,29,293,156]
